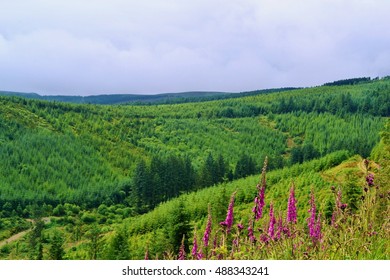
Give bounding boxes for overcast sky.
[1,0,389,95]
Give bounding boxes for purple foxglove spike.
[287,184,297,224]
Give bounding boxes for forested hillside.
[0,87,298,105]
[0,77,389,260]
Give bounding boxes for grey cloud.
[0,0,389,95]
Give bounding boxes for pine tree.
[133,159,152,213]
[199,153,215,187]
[86,224,102,260]
[49,230,65,260]
[345,172,361,213]
[169,199,191,253]
[216,154,227,183]
[108,228,130,260]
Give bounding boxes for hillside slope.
[0,79,388,260]
[0,78,388,213]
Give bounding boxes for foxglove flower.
[248,226,256,242]
[191,232,198,258]
[252,157,268,221]
[268,203,276,239]
[196,249,203,260]
[203,205,212,247]
[287,184,297,224]
[247,220,256,242]
[260,232,269,243]
[314,214,322,241]
[219,192,236,233]
[252,186,265,221]
[191,234,203,260]
[307,191,321,243]
[178,236,186,260]
[276,216,283,240]
[307,192,316,237]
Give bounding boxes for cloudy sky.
[1,0,389,95]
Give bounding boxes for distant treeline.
[323,77,373,86]
[0,87,299,105]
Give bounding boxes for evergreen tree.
[183,156,196,192]
[169,199,191,254]
[86,224,102,260]
[36,243,43,260]
[216,154,227,183]
[345,172,361,213]
[234,154,256,179]
[108,228,130,260]
[133,159,152,213]
[49,230,65,260]
[291,147,303,164]
[199,153,215,187]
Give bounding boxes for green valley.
[0,77,389,260]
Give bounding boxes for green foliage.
[168,199,192,254]
[344,173,362,212]
[0,78,388,260]
[0,78,387,212]
[48,230,65,260]
[85,224,103,260]
[106,228,130,260]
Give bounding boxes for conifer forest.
[0,77,389,260]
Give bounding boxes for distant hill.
[4,76,389,105]
[0,88,299,105]
[0,91,41,99]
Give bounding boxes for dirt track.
[0,217,51,248]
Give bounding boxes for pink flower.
[252,157,268,221]
[276,216,283,240]
[219,192,236,234]
[178,236,186,260]
[247,220,256,243]
[191,235,203,260]
[268,203,276,239]
[314,214,322,241]
[203,206,212,247]
[287,184,297,224]
[248,226,256,242]
[260,233,269,243]
[307,191,321,243]
[252,186,265,220]
[366,173,374,187]
[191,233,198,258]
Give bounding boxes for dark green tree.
[86,224,102,260]
[108,227,130,260]
[345,172,361,213]
[133,159,152,213]
[169,199,191,254]
[199,153,215,187]
[49,230,65,260]
[234,154,256,179]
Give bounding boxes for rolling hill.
[0,76,389,259]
